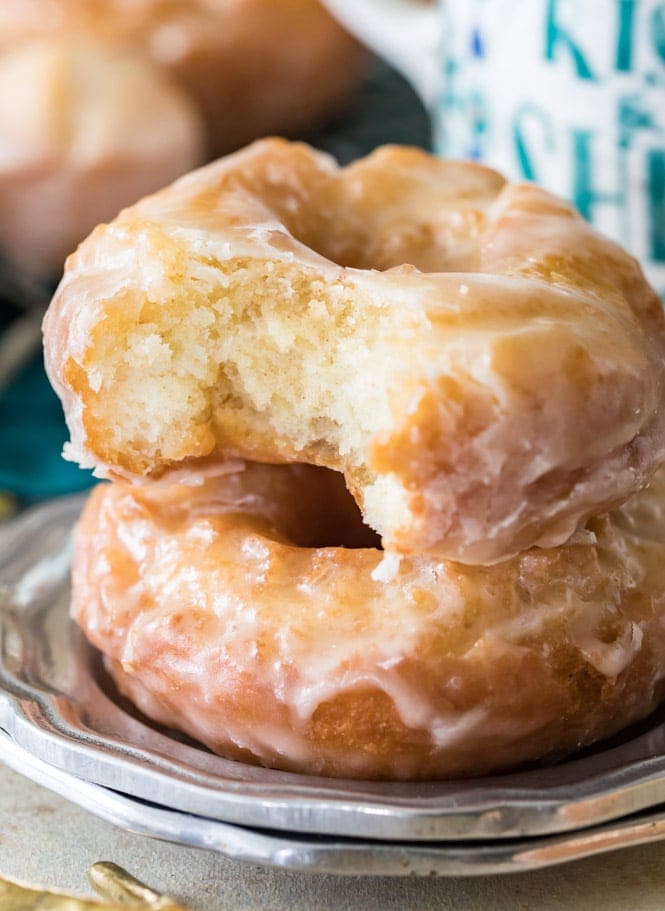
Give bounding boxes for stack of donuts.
[44,139,665,780]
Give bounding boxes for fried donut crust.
[0,0,363,155]
[45,140,665,564]
[72,462,665,780]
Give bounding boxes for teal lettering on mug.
[651,4,665,64]
[572,130,623,220]
[544,0,596,80]
[616,0,637,71]
[513,104,555,182]
[648,149,665,261]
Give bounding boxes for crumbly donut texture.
[72,463,665,780]
[44,140,665,564]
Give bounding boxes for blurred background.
[0,1,429,517]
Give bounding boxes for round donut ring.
[73,462,665,780]
[0,0,364,156]
[45,139,665,565]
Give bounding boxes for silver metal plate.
[3,730,665,877]
[2,496,665,844]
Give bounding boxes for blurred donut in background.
[0,39,205,278]
[0,1,364,277]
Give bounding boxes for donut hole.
[282,211,484,274]
[278,465,382,550]
[241,147,502,273]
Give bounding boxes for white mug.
[323,0,665,293]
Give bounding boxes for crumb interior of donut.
[85,255,418,538]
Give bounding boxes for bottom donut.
[72,462,665,780]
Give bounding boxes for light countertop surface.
[1,763,665,910]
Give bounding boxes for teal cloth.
[0,354,94,501]
[0,61,429,504]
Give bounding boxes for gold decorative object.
[0,492,16,524]
[0,862,190,910]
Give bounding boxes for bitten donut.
[45,140,665,564]
[0,0,363,155]
[73,462,665,780]
[0,38,204,278]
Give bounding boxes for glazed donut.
[0,38,204,278]
[45,140,665,564]
[72,462,665,780]
[0,0,364,156]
